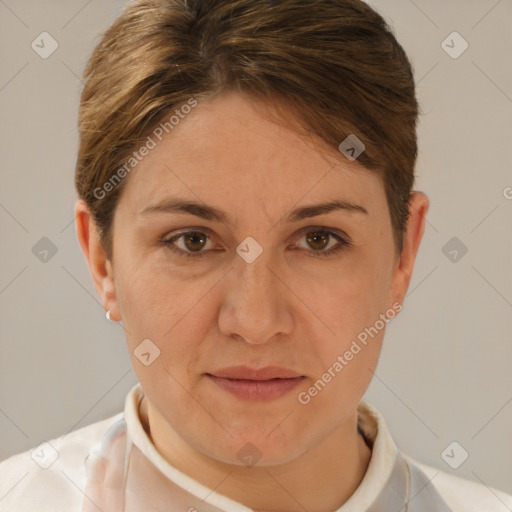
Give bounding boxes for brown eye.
[295,229,351,258]
[182,232,208,252]
[162,231,213,258]
[306,231,331,251]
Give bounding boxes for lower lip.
[206,374,306,401]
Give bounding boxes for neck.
[139,395,372,511]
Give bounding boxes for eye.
[161,230,214,258]
[161,227,352,259]
[293,229,351,258]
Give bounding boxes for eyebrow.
[140,198,368,224]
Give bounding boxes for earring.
[106,310,112,321]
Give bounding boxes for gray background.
[1,0,511,498]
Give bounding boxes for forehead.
[118,91,385,220]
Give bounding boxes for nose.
[218,249,294,345]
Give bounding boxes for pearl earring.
[106,310,112,321]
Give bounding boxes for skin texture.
[75,90,429,511]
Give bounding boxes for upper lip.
[207,365,303,380]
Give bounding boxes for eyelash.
[160,228,352,259]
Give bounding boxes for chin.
[196,430,311,468]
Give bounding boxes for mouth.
[205,366,306,401]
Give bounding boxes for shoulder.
[0,412,123,512]
[404,454,512,512]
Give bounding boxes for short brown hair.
[75,0,419,261]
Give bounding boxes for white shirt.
[1,382,511,511]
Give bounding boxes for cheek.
[304,251,393,339]
[296,267,390,415]
[293,249,392,392]
[115,261,215,373]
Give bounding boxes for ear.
[74,199,121,322]
[389,191,429,308]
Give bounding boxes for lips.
[205,366,305,401]
[208,365,303,380]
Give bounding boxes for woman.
[1,0,511,510]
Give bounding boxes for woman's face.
[86,91,424,466]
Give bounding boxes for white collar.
[122,383,451,511]
[82,382,451,511]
